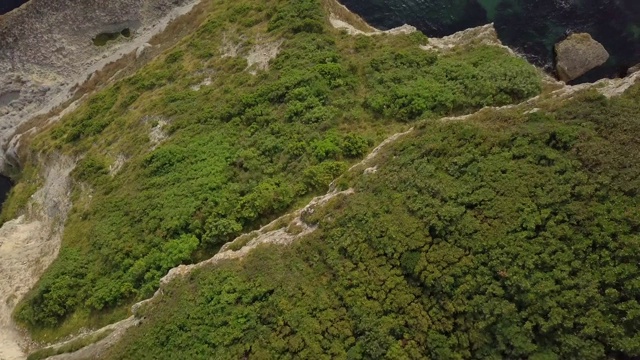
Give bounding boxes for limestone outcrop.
[0,0,200,172]
[628,63,640,76]
[555,33,609,82]
[0,155,75,360]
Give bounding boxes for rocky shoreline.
[337,0,640,84]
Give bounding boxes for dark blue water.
[339,0,640,83]
[0,0,28,15]
[0,175,12,209]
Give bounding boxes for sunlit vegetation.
[8,0,540,341]
[105,86,640,359]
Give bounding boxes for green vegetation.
[104,86,640,359]
[0,163,40,223]
[9,0,540,342]
[27,329,114,360]
[364,46,539,121]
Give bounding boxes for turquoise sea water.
[339,0,640,83]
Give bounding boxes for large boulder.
[555,33,609,82]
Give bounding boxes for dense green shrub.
[13,0,541,335]
[365,46,541,121]
[105,86,640,359]
[16,250,90,327]
[73,156,109,183]
[268,0,325,34]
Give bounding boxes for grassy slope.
[6,0,541,342]
[105,86,640,360]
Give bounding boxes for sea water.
[0,0,28,15]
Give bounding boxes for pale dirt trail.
[0,219,49,360]
[0,156,75,360]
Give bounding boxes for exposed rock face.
[0,0,200,172]
[628,63,640,76]
[0,155,75,360]
[420,23,508,53]
[555,33,609,82]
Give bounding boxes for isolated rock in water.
[555,33,609,82]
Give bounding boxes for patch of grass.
[286,221,305,235]
[226,232,259,251]
[28,328,114,360]
[25,305,129,344]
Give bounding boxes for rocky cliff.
[0,0,200,172]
